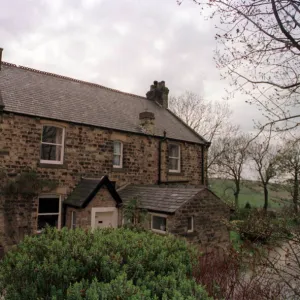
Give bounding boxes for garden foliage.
[0,227,210,300]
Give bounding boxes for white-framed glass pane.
[113,141,121,155]
[38,197,59,214]
[41,144,62,161]
[38,215,58,230]
[152,216,166,231]
[42,126,63,144]
[169,144,179,157]
[113,155,121,166]
[169,158,179,171]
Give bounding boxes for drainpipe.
[158,130,167,185]
[201,145,205,185]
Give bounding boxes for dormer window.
[168,143,180,172]
[113,141,123,168]
[40,126,65,164]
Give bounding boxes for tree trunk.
[234,184,240,209]
[293,168,299,214]
[263,185,268,211]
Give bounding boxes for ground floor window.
[151,214,167,233]
[71,211,76,229]
[37,195,61,232]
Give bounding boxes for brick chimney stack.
[146,80,169,109]
[139,111,155,134]
[0,48,3,71]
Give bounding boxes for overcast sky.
[1,0,262,131]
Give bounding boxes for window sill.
[168,171,183,176]
[38,162,68,169]
[112,167,126,173]
[151,228,167,234]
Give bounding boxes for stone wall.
[0,113,206,189]
[0,112,207,247]
[65,187,121,229]
[168,189,230,249]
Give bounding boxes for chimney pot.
[139,111,155,134]
[146,80,169,108]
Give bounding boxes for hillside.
[209,178,292,209]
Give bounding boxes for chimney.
[146,80,169,108]
[139,111,155,134]
[0,48,3,71]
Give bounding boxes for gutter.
[158,130,167,185]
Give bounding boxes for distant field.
[209,178,292,209]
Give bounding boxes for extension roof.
[64,176,122,208]
[118,184,205,214]
[0,62,207,144]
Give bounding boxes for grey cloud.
[0,0,262,132]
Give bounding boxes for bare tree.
[179,0,300,131]
[169,91,237,174]
[214,132,250,208]
[169,91,233,142]
[249,132,280,210]
[278,138,300,213]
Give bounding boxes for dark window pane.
[113,155,121,166]
[113,142,121,155]
[152,216,166,231]
[38,197,59,213]
[42,126,63,144]
[41,144,62,161]
[169,158,179,170]
[38,215,58,230]
[169,144,179,157]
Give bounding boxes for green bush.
[0,227,210,300]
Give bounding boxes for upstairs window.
[40,126,65,164]
[113,141,123,168]
[168,143,180,172]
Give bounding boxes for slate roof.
[64,176,122,208]
[118,185,205,213]
[0,62,207,144]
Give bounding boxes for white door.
[91,207,118,229]
[95,211,114,228]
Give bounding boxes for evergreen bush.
[0,227,210,300]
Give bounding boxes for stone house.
[0,48,229,249]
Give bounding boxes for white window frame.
[113,141,123,168]
[187,216,194,233]
[71,211,76,229]
[168,143,181,173]
[151,213,167,234]
[40,125,65,165]
[37,195,62,233]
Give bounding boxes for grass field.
[209,178,292,209]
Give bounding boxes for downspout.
[62,203,67,227]
[158,130,167,185]
[201,145,205,185]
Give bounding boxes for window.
[168,143,180,172]
[113,141,123,168]
[71,211,76,229]
[37,196,61,232]
[187,216,194,233]
[40,126,65,164]
[151,214,167,233]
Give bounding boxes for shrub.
[0,227,210,300]
[244,202,251,209]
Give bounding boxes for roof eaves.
[166,108,210,145]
